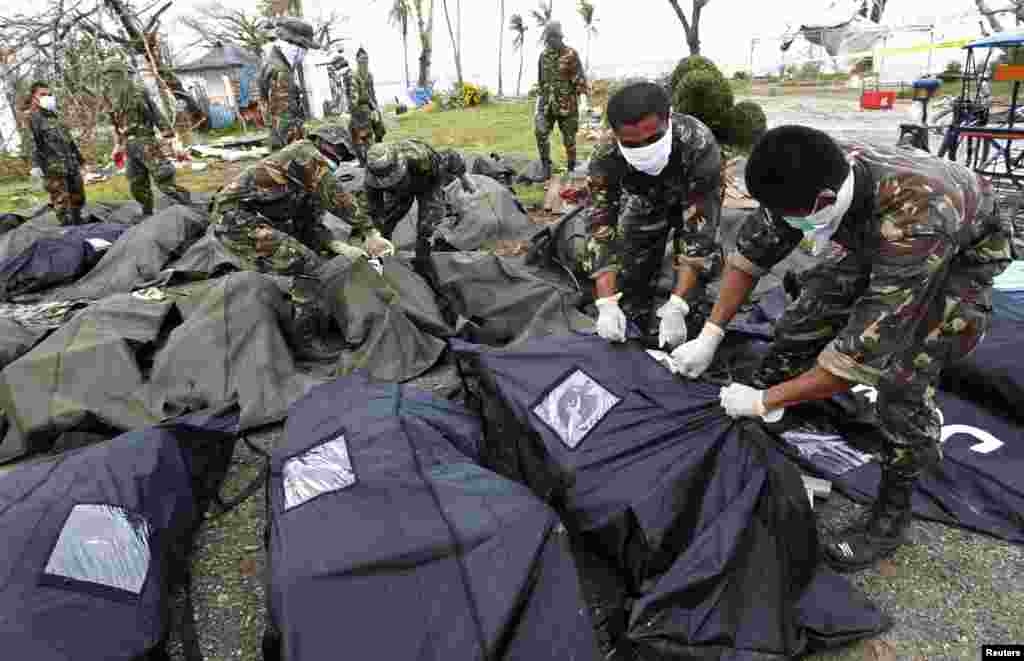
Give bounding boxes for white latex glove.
[367,257,384,275]
[30,167,44,192]
[328,239,368,260]
[30,167,43,179]
[719,383,785,422]
[670,321,725,378]
[595,292,627,343]
[364,229,395,257]
[656,295,690,349]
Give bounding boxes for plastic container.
[861,90,896,110]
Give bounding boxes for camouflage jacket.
[213,140,374,247]
[348,69,378,113]
[537,45,586,117]
[259,47,307,123]
[366,140,449,227]
[585,113,722,276]
[732,139,1014,385]
[29,109,83,177]
[109,84,172,143]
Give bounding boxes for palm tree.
[497,0,505,97]
[509,14,528,96]
[577,1,597,78]
[389,0,412,89]
[531,0,554,34]
[441,0,464,85]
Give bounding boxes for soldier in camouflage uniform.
[672,125,1013,571]
[535,21,587,180]
[364,140,471,279]
[208,124,388,360]
[26,81,86,226]
[348,48,386,144]
[259,18,318,151]
[585,81,722,349]
[103,60,192,217]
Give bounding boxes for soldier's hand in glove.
[328,239,369,260]
[364,229,395,257]
[719,383,784,422]
[669,321,724,378]
[656,295,690,349]
[595,293,627,343]
[30,167,43,179]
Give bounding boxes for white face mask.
[781,165,856,256]
[39,95,57,112]
[618,119,673,176]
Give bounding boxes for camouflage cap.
[365,143,408,189]
[101,58,132,76]
[544,21,564,40]
[307,122,350,147]
[275,17,318,50]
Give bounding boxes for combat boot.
[285,302,344,363]
[566,146,577,175]
[825,470,914,572]
[66,207,85,226]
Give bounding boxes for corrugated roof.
[176,43,260,72]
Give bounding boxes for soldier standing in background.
[259,17,318,151]
[349,48,387,144]
[534,21,587,181]
[103,60,191,218]
[27,81,87,226]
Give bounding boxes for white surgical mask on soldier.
[618,119,673,176]
[39,95,57,112]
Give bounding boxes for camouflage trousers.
[535,108,580,164]
[268,112,305,152]
[376,187,447,261]
[582,195,724,327]
[126,138,191,214]
[754,248,992,481]
[355,104,387,143]
[211,206,325,303]
[44,170,86,226]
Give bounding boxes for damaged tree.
[667,0,714,56]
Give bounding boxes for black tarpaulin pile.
[317,253,448,382]
[0,317,43,369]
[147,271,319,430]
[264,373,600,661]
[0,409,238,661]
[453,333,890,659]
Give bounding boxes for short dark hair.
[29,81,50,97]
[606,81,670,130]
[350,109,371,130]
[745,125,850,212]
[356,47,368,58]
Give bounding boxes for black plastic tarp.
[433,252,593,347]
[453,333,890,659]
[147,272,319,431]
[265,373,600,661]
[0,224,129,301]
[46,205,207,302]
[317,254,447,382]
[0,294,171,463]
[0,408,237,661]
[940,318,1024,423]
[0,318,43,370]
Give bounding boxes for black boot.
[68,207,85,226]
[826,471,914,572]
[285,303,344,363]
[540,158,553,182]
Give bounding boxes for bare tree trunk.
[975,0,1007,33]
[442,0,463,86]
[414,0,435,88]
[498,0,505,96]
[666,0,711,55]
[517,48,524,96]
[402,29,411,89]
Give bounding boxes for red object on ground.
[114,152,126,169]
[861,91,896,110]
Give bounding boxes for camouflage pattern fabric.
[43,172,86,226]
[30,108,86,225]
[365,140,452,258]
[535,44,586,164]
[109,82,171,140]
[583,113,723,288]
[260,47,307,151]
[349,68,386,142]
[125,138,190,214]
[734,140,1013,480]
[210,140,373,275]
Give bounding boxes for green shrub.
[670,55,720,93]
[732,71,751,81]
[672,66,734,139]
[725,101,767,148]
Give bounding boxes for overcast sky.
[7,0,997,89]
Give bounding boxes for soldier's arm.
[574,49,588,93]
[143,91,173,135]
[325,176,375,242]
[672,125,723,296]
[366,186,414,232]
[28,114,47,173]
[727,207,804,280]
[585,143,624,298]
[818,186,958,388]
